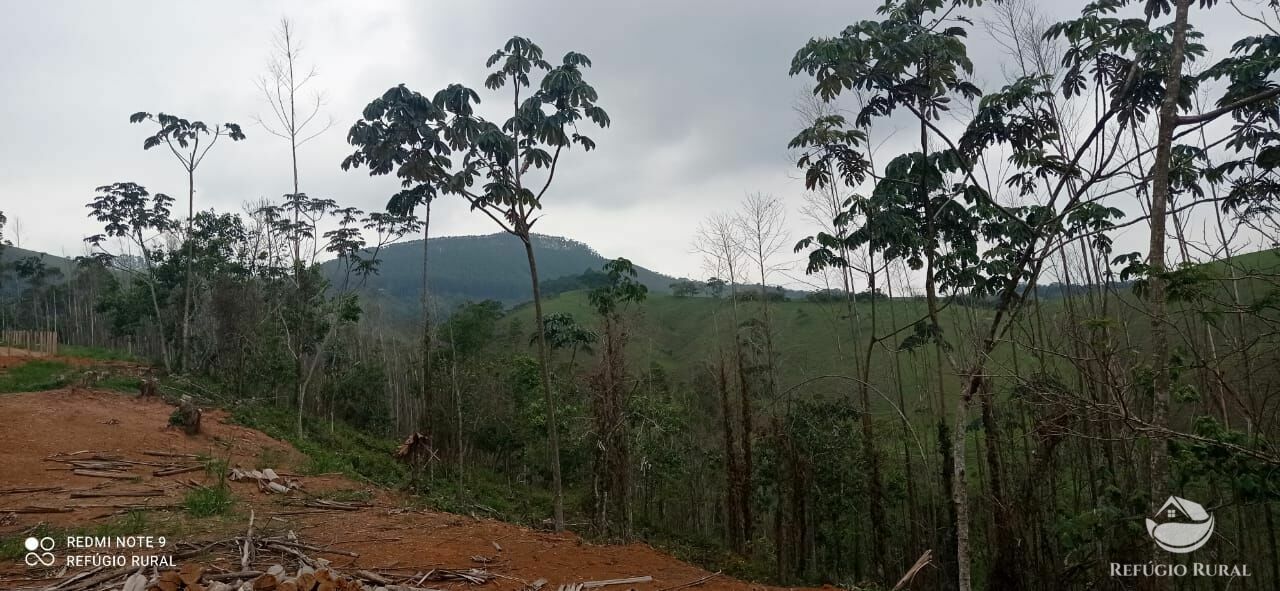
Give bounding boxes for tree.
[130,111,245,372]
[536,311,598,372]
[669,278,703,297]
[790,0,1163,586]
[255,16,336,430]
[587,258,648,536]
[342,35,610,531]
[693,213,754,551]
[84,182,179,371]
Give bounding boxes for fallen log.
[891,550,932,591]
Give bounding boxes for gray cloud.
[0,0,1269,284]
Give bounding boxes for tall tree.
[694,213,754,551]
[587,257,648,536]
[84,182,179,371]
[130,112,245,371]
[255,16,335,434]
[343,35,610,530]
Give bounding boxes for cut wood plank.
[72,469,137,480]
[356,570,393,585]
[656,572,721,591]
[241,510,254,572]
[0,486,62,496]
[2,505,74,513]
[70,490,165,498]
[71,503,178,510]
[142,450,199,459]
[205,570,263,582]
[153,465,203,477]
[581,576,654,588]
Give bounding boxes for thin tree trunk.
[522,235,564,531]
[421,201,433,435]
[182,169,195,373]
[1145,7,1190,589]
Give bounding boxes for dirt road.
[0,386,813,591]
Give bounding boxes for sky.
[0,0,1270,288]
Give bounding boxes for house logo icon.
[1145,496,1215,554]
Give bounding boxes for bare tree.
[255,16,335,437]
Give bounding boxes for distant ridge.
[325,232,678,314]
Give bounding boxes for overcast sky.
[0,1,1269,287]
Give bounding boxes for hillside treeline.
[2,0,1280,589]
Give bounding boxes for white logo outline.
[1145,496,1215,554]
[23,536,55,567]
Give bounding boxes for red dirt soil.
[0,382,819,591]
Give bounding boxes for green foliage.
[58,345,139,362]
[183,484,233,517]
[414,467,558,527]
[183,458,233,517]
[0,359,72,393]
[669,278,703,297]
[588,258,648,317]
[230,404,405,486]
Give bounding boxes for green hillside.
[502,247,1280,418]
[505,289,962,412]
[331,233,677,316]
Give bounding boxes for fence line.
[0,330,59,355]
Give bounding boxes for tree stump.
[169,396,201,435]
[394,432,437,490]
[139,375,158,398]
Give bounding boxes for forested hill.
[0,245,76,296]
[329,232,677,312]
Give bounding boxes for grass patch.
[58,345,140,362]
[314,488,374,503]
[414,467,561,528]
[183,484,233,517]
[230,404,405,487]
[98,374,142,393]
[182,457,234,517]
[0,359,73,393]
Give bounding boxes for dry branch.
[71,469,137,480]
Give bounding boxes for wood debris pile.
[227,468,299,495]
[28,528,668,591]
[43,450,205,481]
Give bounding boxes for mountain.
[330,233,678,316]
[0,245,78,296]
